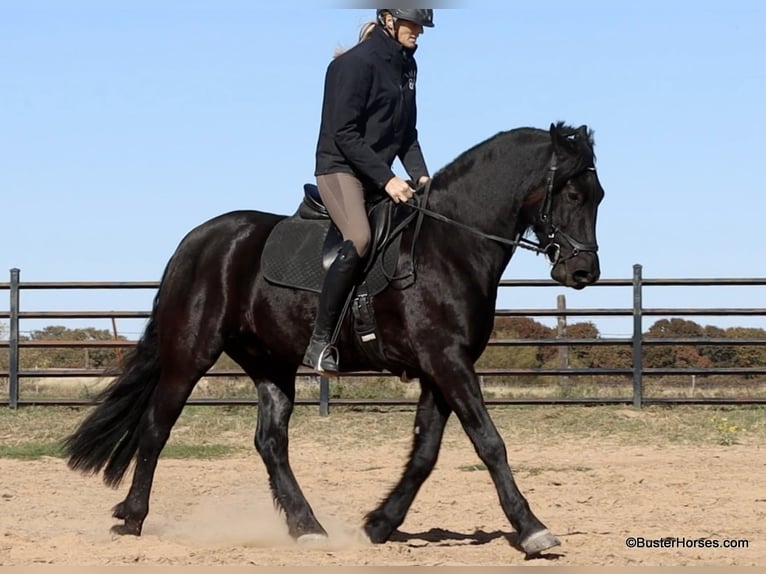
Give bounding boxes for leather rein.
[401,153,599,266]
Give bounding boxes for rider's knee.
[349,233,371,258]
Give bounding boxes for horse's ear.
[549,122,571,155]
[577,125,589,138]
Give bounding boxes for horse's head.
[529,123,603,290]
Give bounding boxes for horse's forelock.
[553,121,596,163]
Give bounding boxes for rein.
[400,155,599,266]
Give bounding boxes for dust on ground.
[1,414,764,566]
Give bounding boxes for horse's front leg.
[254,377,327,541]
[364,378,452,542]
[431,355,560,557]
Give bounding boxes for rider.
[303,8,435,375]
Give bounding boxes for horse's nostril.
[572,270,594,285]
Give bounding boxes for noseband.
[402,153,599,266]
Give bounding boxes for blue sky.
[2,1,765,338]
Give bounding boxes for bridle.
[530,152,600,265]
[400,153,599,266]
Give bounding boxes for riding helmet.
[377,8,435,28]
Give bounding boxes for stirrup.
[315,344,339,376]
[303,340,339,376]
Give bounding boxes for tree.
[644,318,710,369]
[566,321,599,367]
[21,325,127,370]
[724,327,766,372]
[566,321,632,369]
[476,316,554,381]
[699,325,736,366]
[0,321,8,373]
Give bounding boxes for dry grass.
[5,373,766,404]
[0,403,764,460]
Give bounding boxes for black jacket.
[315,25,429,190]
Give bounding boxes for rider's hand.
[384,176,415,204]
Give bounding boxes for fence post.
[319,375,330,416]
[631,264,643,408]
[9,268,20,409]
[556,294,569,386]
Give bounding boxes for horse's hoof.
[110,523,141,537]
[297,533,328,545]
[520,529,560,556]
[363,513,393,543]
[354,528,373,546]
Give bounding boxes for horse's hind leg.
[253,369,327,541]
[364,379,452,543]
[112,351,221,535]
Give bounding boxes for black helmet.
[377,8,435,28]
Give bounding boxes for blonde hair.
[358,21,378,43]
[333,20,381,58]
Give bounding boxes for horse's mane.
[432,123,595,188]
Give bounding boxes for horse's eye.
[567,190,582,203]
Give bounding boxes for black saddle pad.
[261,216,403,296]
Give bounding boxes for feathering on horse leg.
[254,378,327,541]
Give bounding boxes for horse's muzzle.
[551,254,600,289]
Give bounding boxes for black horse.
[64,122,603,557]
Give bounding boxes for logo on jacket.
[405,69,416,91]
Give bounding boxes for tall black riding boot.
[302,240,361,375]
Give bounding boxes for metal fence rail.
[2,265,766,411]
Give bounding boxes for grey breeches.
[316,172,371,258]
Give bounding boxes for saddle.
[262,184,417,295]
[298,184,403,275]
[261,183,425,369]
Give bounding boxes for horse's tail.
[64,290,164,488]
